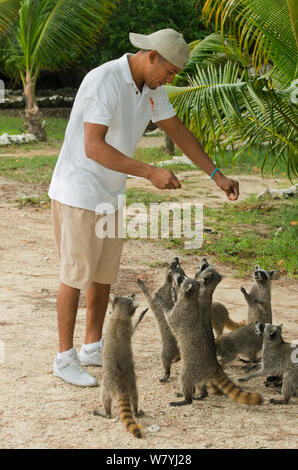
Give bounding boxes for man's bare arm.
[84,122,181,190]
[157,116,239,200]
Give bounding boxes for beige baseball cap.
[129,28,189,70]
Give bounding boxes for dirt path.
[0,161,297,448]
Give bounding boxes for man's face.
[144,51,181,90]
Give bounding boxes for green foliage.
[200,196,298,278]
[0,155,57,183]
[0,0,20,36]
[80,0,207,69]
[167,1,298,179]
[0,0,119,80]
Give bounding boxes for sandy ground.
[0,154,297,449]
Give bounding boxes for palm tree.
[167,0,298,178]
[0,0,118,140]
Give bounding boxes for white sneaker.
[78,345,103,366]
[53,349,98,387]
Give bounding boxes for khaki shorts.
[51,200,124,289]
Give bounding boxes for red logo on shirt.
[149,97,155,111]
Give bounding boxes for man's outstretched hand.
[213,173,239,201]
[148,167,181,190]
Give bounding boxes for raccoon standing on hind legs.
[160,262,263,407]
[194,258,245,337]
[93,294,145,439]
[138,257,184,383]
[244,265,275,324]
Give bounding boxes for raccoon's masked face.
[173,272,198,299]
[253,266,275,283]
[169,257,186,279]
[109,294,139,317]
[194,257,209,280]
[198,266,223,289]
[255,323,283,342]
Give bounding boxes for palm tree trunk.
[165,134,175,155]
[23,71,46,141]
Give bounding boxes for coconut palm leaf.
[201,0,298,84]
[1,0,118,77]
[0,0,20,36]
[1,0,118,96]
[173,33,250,86]
[166,62,298,177]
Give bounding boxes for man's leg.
[84,282,111,344]
[53,281,98,387]
[57,282,80,353]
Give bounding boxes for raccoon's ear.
[269,327,278,339]
[185,283,193,295]
[269,270,276,279]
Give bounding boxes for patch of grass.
[213,148,290,177]
[15,193,51,208]
[193,196,297,278]
[125,187,178,206]
[142,260,169,268]
[0,155,57,184]
[0,112,67,141]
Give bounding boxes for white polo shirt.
[48,53,176,212]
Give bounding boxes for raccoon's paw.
[269,398,288,405]
[159,375,170,383]
[93,410,111,419]
[135,410,144,417]
[169,399,192,407]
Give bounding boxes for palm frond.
[202,0,298,84]
[2,0,118,76]
[167,62,298,177]
[173,33,250,86]
[0,0,20,36]
[32,0,118,70]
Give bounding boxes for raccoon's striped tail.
[212,369,263,405]
[225,317,246,331]
[118,394,142,438]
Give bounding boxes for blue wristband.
[210,168,220,180]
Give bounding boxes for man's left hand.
[213,173,239,201]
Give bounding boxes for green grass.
[196,195,298,278]
[213,148,290,177]
[0,155,57,184]
[125,187,178,206]
[15,193,51,207]
[0,115,296,278]
[0,111,67,141]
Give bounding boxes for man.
[49,29,239,387]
